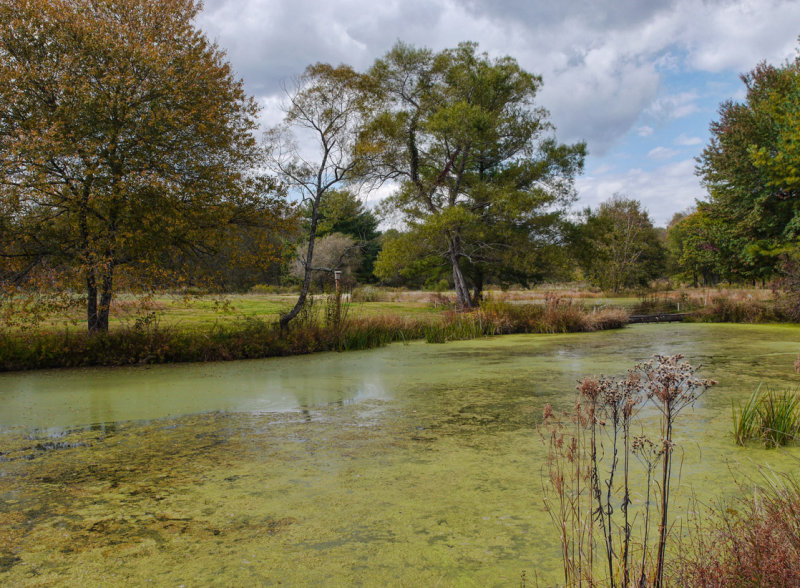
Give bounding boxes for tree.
[0,0,285,332]
[266,64,371,329]
[574,195,665,292]
[290,232,362,289]
[306,189,380,283]
[666,209,722,287]
[363,42,585,308]
[696,51,800,283]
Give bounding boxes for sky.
[196,0,800,226]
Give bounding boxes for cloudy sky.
[197,0,800,226]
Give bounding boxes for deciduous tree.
[0,0,285,332]
[266,64,371,329]
[364,42,585,308]
[697,50,800,282]
[574,195,665,292]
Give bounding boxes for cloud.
[576,158,705,225]
[637,126,654,137]
[197,0,800,154]
[194,0,799,222]
[645,91,700,122]
[674,133,703,146]
[647,146,679,160]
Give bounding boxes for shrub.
[248,284,298,295]
[350,285,380,303]
[693,296,774,323]
[676,471,800,587]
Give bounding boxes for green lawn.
[20,292,445,334]
[10,285,768,335]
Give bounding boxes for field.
[13,285,772,334]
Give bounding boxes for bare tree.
[265,64,369,329]
[290,232,362,289]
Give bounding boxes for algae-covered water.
[1,323,800,586]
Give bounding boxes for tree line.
[1,0,798,333]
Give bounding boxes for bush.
[677,471,800,587]
[350,285,380,303]
[248,284,298,295]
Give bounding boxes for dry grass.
[676,470,800,587]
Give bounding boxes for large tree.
[364,42,585,308]
[0,0,284,332]
[574,195,665,292]
[696,51,800,282]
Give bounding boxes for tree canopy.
[364,42,585,307]
[694,48,800,283]
[573,196,665,292]
[0,0,287,331]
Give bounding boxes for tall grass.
[732,385,762,446]
[0,296,628,371]
[732,386,800,447]
[676,470,800,586]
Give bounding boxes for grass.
[732,385,800,447]
[676,469,800,586]
[732,385,762,446]
[0,295,628,371]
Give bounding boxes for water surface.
[1,324,799,585]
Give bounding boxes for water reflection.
[1,324,800,584]
[1,324,799,434]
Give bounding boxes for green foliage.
[305,190,381,283]
[573,195,666,292]
[695,47,800,283]
[732,385,800,447]
[364,42,585,307]
[666,209,725,286]
[732,385,763,446]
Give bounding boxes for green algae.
[1,323,800,585]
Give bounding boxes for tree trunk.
[87,270,100,333]
[448,232,472,310]
[451,259,471,310]
[447,231,472,310]
[97,268,114,331]
[280,191,322,330]
[470,269,484,307]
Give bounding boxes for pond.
[1,323,799,585]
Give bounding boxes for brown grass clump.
[676,471,800,587]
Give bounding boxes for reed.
[731,385,762,446]
[759,390,800,447]
[731,386,800,447]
